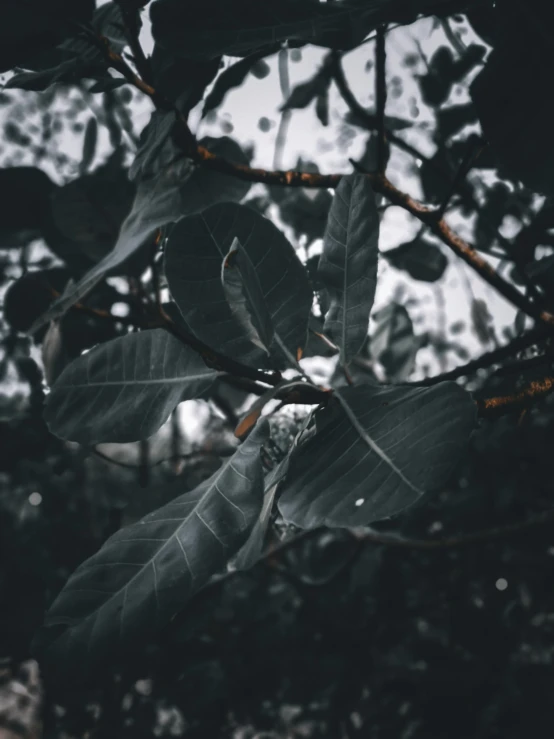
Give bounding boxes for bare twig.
[273,46,292,170]
[415,328,549,385]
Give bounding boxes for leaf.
[278,383,476,528]
[150,0,374,59]
[470,3,554,194]
[47,160,135,267]
[281,64,331,112]
[470,298,495,346]
[150,44,221,110]
[222,237,274,356]
[0,0,94,73]
[5,3,126,91]
[0,167,55,248]
[318,173,379,365]
[44,329,219,445]
[383,237,448,282]
[30,136,251,333]
[80,117,98,174]
[33,421,269,685]
[164,202,312,369]
[371,303,420,382]
[202,52,269,117]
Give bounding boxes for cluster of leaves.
[3,0,554,734]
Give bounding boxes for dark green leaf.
[45,329,218,444]
[383,237,448,282]
[318,173,379,365]
[88,77,127,93]
[278,383,476,528]
[222,238,274,355]
[164,203,312,369]
[33,421,269,684]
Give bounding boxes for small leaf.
[383,237,448,282]
[165,203,312,369]
[371,303,420,382]
[80,117,98,174]
[222,237,274,355]
[278,383,476,528]
[33,421,269,685]
[45,329,218,444]
[202,53,268,116]
[318,173,379,365]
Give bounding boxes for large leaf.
[150,0,374,59]
[278,383,476,528]
[29,135,251,333]
[164,203,313,368]
[318,173,379,365]
[33,421,269,684]
[45,328,218,444]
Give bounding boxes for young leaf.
[222,237,274,356]
[165,203,312,369]
[278,383,476,528]
[33,421,269,685]
[318,173,379,365]
[45,329,219,445]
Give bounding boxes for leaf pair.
[164,202,313,369]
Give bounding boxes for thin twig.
[437,136,483,219]
[415,328,549,385]
[375,25,388,174]
[273,46,292,171]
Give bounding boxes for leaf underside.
[33,420,269,684]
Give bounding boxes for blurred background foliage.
[2,0,554,736]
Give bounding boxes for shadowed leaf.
[33,421,269,685]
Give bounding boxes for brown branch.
[375,25,388,174]
[93,36,554,338]
[477,375,554,416]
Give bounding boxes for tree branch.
[416,328,549,385]
[477,374,554,415]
